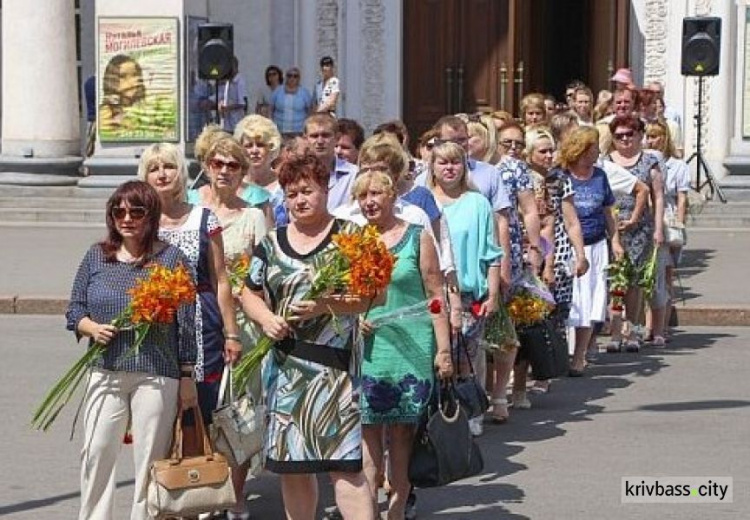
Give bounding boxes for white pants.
[79,369,179,520]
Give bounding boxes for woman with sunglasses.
[269,67,313,138]
[138,143,240,430]
[255,65,283,118]
[69,181,197,519]
[606,115,666,350]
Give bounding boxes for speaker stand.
[685,76,726,203]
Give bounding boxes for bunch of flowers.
[227,252,251,297]
[638,247,660,301]
[507,290,554,328]
[31,263,196,432]
[607,256,632,313]
[232,225,396,393]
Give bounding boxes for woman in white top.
[314,56,341,116]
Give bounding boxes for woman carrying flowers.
[66,181,197,520]
[355,169,453,519]
[240,153,381,519]
[426,140,504,436]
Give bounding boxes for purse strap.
[453,331,478,377]
[169,403,215,461]
[216,363,233,409]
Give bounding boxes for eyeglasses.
[208,158,241,172]
[613,131,635,141]
[111,206,148,221]
[286,72,300,78]
[500,139,525,149]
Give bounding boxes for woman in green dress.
[356,169,453,519]
[240,153,379,519]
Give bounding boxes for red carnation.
[428,299,442,314]
[123,432,133,444]
[471,301,483,317]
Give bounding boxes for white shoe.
[511,391,531,409]
[469,416,484,436]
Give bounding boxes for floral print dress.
[360,224,434,425]
[246,219,362,474]
[607,151,659,271]
[497,157,534,283]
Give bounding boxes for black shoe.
[568,368,585,377]
[405,490,417,520]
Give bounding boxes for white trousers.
[79,369,179,520]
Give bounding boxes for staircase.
[0,185,107,225]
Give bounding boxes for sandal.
[651,335,666,348]
[490,398,509,423]
[530,380,551,394]
[623,339,640,353]
[605,340,622,353]
[510,391,531,409]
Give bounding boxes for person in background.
[465,113,500,164]
[565,80,587,110]
[336,118,365,165]
[218,56,249,133]
[610,68,634,90]
[314,56,341,116]
[255,65,283,118]
[593,90,614,122]
[69,180,197,520]
[520,93,548,129]
[270,67,313,138]
[573,85,594,126]
[544,95,558,118]
[304,113,358,212]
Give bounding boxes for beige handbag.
[146,404,237,519]
[211,364,265,467]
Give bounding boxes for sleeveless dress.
[608,151,659,272]
[361,224,434,425]
[158,206,224,383]
[246,219,362,473]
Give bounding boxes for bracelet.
[225,334,241,342]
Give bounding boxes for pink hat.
[610,68,633,85]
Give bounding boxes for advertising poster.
[98,17,180,142]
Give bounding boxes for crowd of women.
[67,71,690,519]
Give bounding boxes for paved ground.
[3,315,748,519]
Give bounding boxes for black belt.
[276,338,351,372]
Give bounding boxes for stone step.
[0,196,106,209]
[0,207,105,224]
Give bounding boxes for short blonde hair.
[427,141,471,193]
[645,120,676,159]
[195,124,230,163]
[520,93,547,122]
[234,114,282,161]
[558,126,599,170]
[358,133,409,183]
[351,169,396,201]
[525,128,556,156]
[467,114,498,163]
[206,136,250,174]
[137,143,189,200]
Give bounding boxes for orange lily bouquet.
[31,263,196,432]
[232,225,396,394]
[507,290,554,328]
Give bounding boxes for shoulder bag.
[517,319,568,380]
[211,364,266,468]
[408,382,484,488]
[146,404,237,519]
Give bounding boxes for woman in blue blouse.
[67,181,197,520]
[427,140,503,437]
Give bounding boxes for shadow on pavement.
[0,479,134,516]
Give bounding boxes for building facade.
[0,0,746,189]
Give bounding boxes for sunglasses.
[208,158,241,172]
[613,131,635,141]
[286,72,300,78]
[111,206,147,221]
[500,139,525,149]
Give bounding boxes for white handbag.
[210,364,266,467]
[664,216,685,248]
[147,405,236,519]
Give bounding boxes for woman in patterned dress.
[193,135,268,519]
[606,115,666,351]
[240,153,378,519]
[138,143,240,424]
[354,169,453,519]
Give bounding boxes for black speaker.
[198,23,234,80]
[681,16,721,76]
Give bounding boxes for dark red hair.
[101,180,162,266]
[609,114,644,135]
[276,152,331,192]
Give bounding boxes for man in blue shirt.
[304,113,358,213]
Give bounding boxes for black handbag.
[408,382,484,488]
[517,319,569,380]
[453,331,490,419]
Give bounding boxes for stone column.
[0,0,82,183]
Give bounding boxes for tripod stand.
[685,76,726,203]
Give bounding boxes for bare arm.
[677,191,688,224]
[518,190,542,273]
[495,209,512,294]
[650,166,665,245]
[418,230,453,379]
[629,180,650,225]
[605,206,624,260]
[209,233,242,363]
[561,197,589,276]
